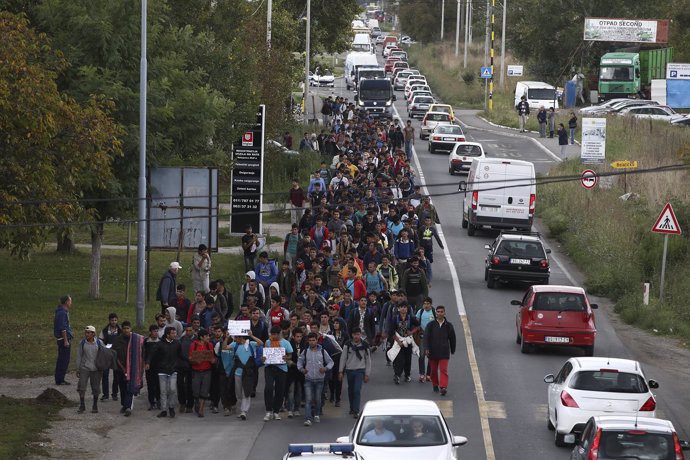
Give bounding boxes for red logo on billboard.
[242,132,254,146]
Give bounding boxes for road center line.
[392,105,496,460]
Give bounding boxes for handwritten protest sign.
[228,320,251,337]
[263,347,286,365]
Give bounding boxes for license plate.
[544,336,570,343]
[443,137,456,141]
[480,206,499,213]
[510,258,531,265]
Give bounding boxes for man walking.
[75,325,103,413]
[403,120,415,161]
[423,305,456,396]
[537,106,547,138]
[339,327,371,418]
[288,179,306,226]
[157,262,182,315]
[516,95,530,132]
[298,332,334,426]
[113,321,145,416]
[53,295,73,386]
[262,326,293,422]
[147,326,184,418]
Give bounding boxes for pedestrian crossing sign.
[652,203,682,235]
[480,66,492,79]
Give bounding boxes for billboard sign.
[507,65,524,77]
[580,118,607,164]
[666,63,690,80]
[583,18,669,43]
[230,105,265,234]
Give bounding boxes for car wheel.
[487,275,496,289]
[467,222,476,236]
[461,215,468,229]
[449,166,453,175]
[484,267,488,281]
[583,345,594,357]
[520,337,531,353]
[547,413,555,431]
[554,431,567,447]
[429,144,434,154]
[516,329,521,344]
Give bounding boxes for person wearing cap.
[156,261,181,315]
[191,244,211,295]
[75,325,105,413]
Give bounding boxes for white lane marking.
[392,104,496,460]
[483,401,507,419]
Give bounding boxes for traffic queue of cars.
[580,97,689,125]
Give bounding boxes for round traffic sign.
[580,169,598,189]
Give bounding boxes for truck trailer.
[598,47,673,101]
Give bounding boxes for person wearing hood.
[160,306,184,338]
[242,271,266,302]
[268,282,281,302]
[255,252,278,292]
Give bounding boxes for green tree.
[0,12,121,259]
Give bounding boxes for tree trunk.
[56,229,75,253]
[88,223,104,299]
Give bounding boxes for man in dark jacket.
[423,305,456,395]
[177,324,196,412]
[157,262,181,315]
[147,326,184,418]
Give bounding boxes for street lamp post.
[441,0,445,40]
[136,0,148,328]
[455,0,461,57]
[304,0,311,121]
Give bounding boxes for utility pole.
[136,0,148,328]
[304,0,311,120]
[489,0,495,110]
[455,0,461,57]
[463,0,470,68]
[499,0,506,88]
[483,0,489,111]
[441,0,445,40]
[267,0,272,48]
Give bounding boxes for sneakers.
[287,411,294,418]
[426,375,432,382]
[404,376,411,383]
[304,419,312,426]
[224,408,231,417]
[335,401,340,407]
[440,388,447,396]
[240,411,247,420]
[419,376,426,383]
[264,412,273,421]
[78,404,86,414]
[124,408,131,417]
[273,412,281,420]
[100,395,109,401]
[353,412,360,419]
[433,386,439,393]
[314,415,320,423]
[294,410,300,417]
[211,406,219,414]
[394,375,400,385]
[157,411,168,418]
[119,407,126,414]
[169,408,176,418]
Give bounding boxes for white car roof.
[532,285,585,295]
[592,415,675,433]
[570,357,641,373]
[361,399,441,416]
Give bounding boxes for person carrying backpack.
[338,327,371,418]
[298,332,334,426]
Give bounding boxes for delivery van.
[352,33,374,53]
[344,52,379,90]
[514,81,559,110]
[459,158,536,236]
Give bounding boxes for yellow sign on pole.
[610,160,638,169]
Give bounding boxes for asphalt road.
[246,55,690,459]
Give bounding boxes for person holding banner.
[262,326,293,422]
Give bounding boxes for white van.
[514,81,559,110]
[352,33,373,53]
[344,52,379,90]
[459,158,536,236]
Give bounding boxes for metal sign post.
[651,203,682,301]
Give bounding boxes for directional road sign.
[580,169,598,189]
[610,160,638,169]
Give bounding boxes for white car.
[407,95,435,118]
[283,443,362,460]
[617,104,684,122]
[400,36,416,46]
[404,78,427,97]
[544,357,659,447]
[375,35,386,45]
[335,399,467,460]
[428,123,465,153]
[448,142,485,174]
[393,71,415,91]
[310,70,335,87]
[421,111,453,140]
[407,87,432,105]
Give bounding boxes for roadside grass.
[539,117,690,341]
[0,396,63,459]
[0,248,247,377]
[263,149,322,203]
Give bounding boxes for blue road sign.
[480,66,492,79]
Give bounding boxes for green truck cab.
[598,48,673,101]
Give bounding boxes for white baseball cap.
[169,261,182,270]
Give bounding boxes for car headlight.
[385,100,392,106]
[358,99,364,106]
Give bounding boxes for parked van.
[352,33,373,53]
[459,158,536,236]
[344,52,379,90]
[514,81,559,110]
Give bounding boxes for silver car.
[408,95,435,119]
[420,112,453,140]
[428,123,465,152]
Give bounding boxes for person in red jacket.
[189,329,216,417]
[309,216,330,250]
[344,267,367,301]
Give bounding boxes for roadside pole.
[651,203,682,302]
[660,234,669,300]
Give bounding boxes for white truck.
[344,52,379,90]
[351,33,373,53]
[459,158,537,236]
[514,81,559,110]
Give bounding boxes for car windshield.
[600,431,674,459]
[532,293,586,312]
[415,97,434,104]
[570,371,649,393]
[600,66,634,81]
[436,125,462,135]
[454,144,483,156]
[496,241,545,258]
[427,113,450,121]
[357,415,447,447]
[527,88,556,100]
[432,106,451,114]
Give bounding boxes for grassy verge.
[0,396,63,459]
[539,117,690,341]
[263,149,322,203]
[0,248,247,377]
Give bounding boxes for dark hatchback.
[484,232,550,289]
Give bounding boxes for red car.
[384,57,401,73]
[513,285,598,356]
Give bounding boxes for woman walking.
[568,112,577,145]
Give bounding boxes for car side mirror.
[336,436,349,443]
[484,244,491,250]
[452,435,468,447]
[544,374,555,384]
[590,303,598,309]
[648,379,659,389]
[680,440,690,450]
[545,248,551,254]
[392,94,397,101]
[458,181,467,192]
[510,300,522,306]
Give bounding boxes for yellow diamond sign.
[610,160,638,169]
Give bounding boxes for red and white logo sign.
[652,203,682,235]
[580,169,598,189]
[242,132,254,146]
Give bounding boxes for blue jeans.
[158,373,178,410]
[404,140,412,161]
[304,379,324,421]
[569,128,575,144]
[346,369,365,414]
[55,339,71,384]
